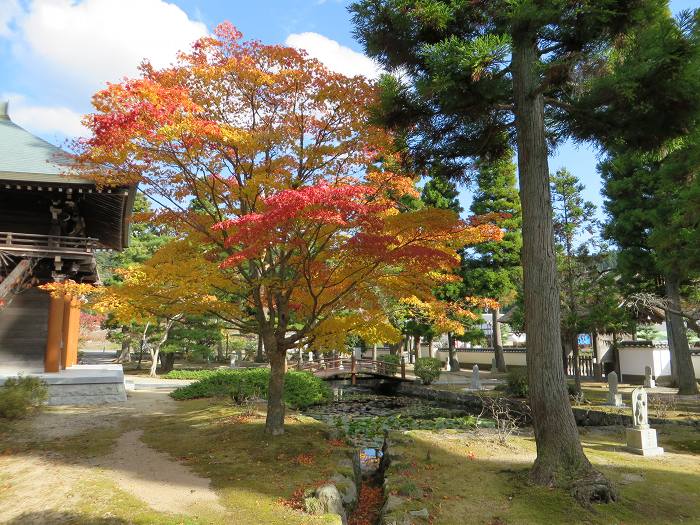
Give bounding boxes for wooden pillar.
[61,294,80,368]
[61,294,72,369]
[44,294,64,373]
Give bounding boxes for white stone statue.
[471,365,481,390]
[626,385,663,456]
[631,387,649,429]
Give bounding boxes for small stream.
[303,384,489,524]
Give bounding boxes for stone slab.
[0,364,125,385]
[626,427,664,456]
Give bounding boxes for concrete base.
[626,427,664,456]
[0,364,127,405]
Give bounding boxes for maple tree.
[72,24,502,434]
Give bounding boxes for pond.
[303,388,491,451]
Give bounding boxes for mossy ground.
[382,425,700,525]
[0,396,350,524]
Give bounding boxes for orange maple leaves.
[69,22,504,347]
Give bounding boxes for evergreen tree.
[350,0,693,497]
[421,177,462,213]
[601,146,700,395]
[463,153,522,372]
[598,11,700,395]
[551,168,597,393]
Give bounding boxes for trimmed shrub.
[378,354,401,375]
[506,369,528,398]
[164,369,230,380]
[414,357,443,385]
[0,376,48,419]
[170,368,331,409]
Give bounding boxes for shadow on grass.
[0,398,353,524]
[3,396,700,525]
[5,511,128,524]
[383,427,700,525]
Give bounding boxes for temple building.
[0,101,136,403]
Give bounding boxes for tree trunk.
[664,310,680,385]
[413,334,421,363]
[512,36,608,499]
[159,352,176,373]
[256,333,265,362]
[137,322,150,370]
[448,332,457,371]
[561,332,570,372]
[665,274,698,395]
[492,309,507,372]
[612,332,621,380]
[116,325,131,363]
[265,337,286,435]
[572,333,581,394]
[372,343,378,361]
[148,318,178,378]
[216,340,224,362]
[427,335,434,358]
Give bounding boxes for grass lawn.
[0,396,351,524]
[382,425,700,525]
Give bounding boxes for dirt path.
[0,389,229,523]
[95,429,226,515]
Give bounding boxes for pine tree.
[463,153,522,372]
[601,146,700,395]
[550,168,597,393]
[597,11,700,395]
[350,0,694,498]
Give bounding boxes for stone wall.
[47,382,127,405]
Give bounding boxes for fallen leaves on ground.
[348,484,383,525]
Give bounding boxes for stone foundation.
[1,364,127,406]
[47,381,127,405]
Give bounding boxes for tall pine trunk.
[512,36,604,495]
[265,334,286,435]
[665,274,698,395]
[492,309,507,372]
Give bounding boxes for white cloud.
[0,0,20,36]
[15,0,207,89]
[285,32,382,79]
[2,93,86,137]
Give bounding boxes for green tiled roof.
[0,101,89,184]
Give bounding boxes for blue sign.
[577,333,592,346]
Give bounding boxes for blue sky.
[1,0,697,217]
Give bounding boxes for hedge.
[169,368,331,409]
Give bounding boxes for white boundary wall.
[619,345,700,380]
[435,349,527,368]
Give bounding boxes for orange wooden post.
[401,356,406,379]
[44,293,64,373]
[60,294,72,369]
[61,295,80,367]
